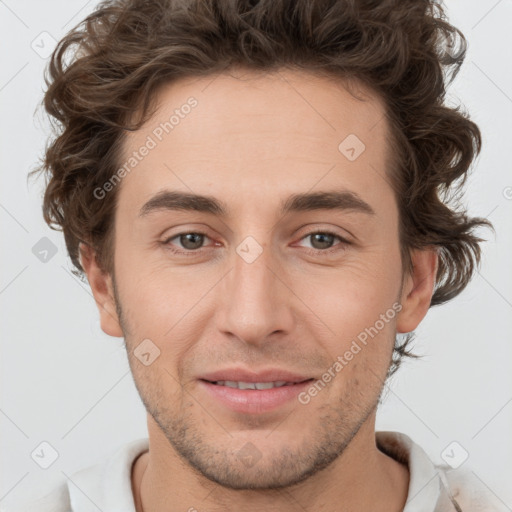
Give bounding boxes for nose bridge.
[217,237,292,344]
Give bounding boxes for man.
[16,0,503,510]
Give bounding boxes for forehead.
[117,68,392,216]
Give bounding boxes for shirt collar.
[376,430,460,512]
[68,432,458,511]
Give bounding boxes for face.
[83,68,436,490]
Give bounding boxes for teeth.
[214,380,291,389]
[272,381,288,388]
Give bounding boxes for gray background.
[1,0,511,509]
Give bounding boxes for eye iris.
[180,233,204,250]
[311,233,335,250]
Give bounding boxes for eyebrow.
[138,189,375,218]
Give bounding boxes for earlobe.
[396,248,438,334]
[79,243,123,338]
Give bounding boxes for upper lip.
[199,368,313,383]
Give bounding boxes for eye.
[296,231,349,254]
[163,232,213,255]
[162,230,350,257]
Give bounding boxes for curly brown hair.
[31,0,492,377]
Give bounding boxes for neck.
[131,415,409,512]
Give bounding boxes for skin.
[81,67,437,512]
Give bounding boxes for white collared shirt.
[7,431,507,511]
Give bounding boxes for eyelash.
[162,230,350,257]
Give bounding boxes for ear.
[79,243,123,337]
[396,247,438,333]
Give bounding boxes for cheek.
[115,245,193,322]
[290,256,402,370]
[114,254,217,362]
[295,261,401,331]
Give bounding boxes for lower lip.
[198,379,313,414]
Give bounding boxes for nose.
[216,240,295,346]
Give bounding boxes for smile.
[208,380,296,389]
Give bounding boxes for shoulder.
[376,431,508,511]
[439,465,510,511]
[3,483,71,512]
[5,437,148,512]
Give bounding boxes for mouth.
[202,379,313,390]
[197,373,315,414]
